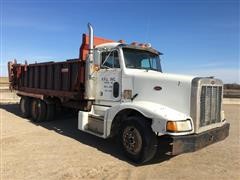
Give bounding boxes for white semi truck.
[8,24,230,163]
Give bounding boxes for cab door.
[96,50,122,102]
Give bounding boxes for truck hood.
[125,69,195,116]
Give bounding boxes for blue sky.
[0,0,239,83]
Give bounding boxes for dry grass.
[0,77,9,88]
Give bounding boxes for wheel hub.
[123,126,142,155]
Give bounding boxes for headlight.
[166,120,192,132]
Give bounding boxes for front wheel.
[119,116,158,164]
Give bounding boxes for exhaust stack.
[88,23,94,54]
[84,23,95,100]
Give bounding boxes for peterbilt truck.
[8,23,230,163]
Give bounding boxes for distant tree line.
[224,83,240,90]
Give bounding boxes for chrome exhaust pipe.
[84,23,95,100]
[88,23,94,54]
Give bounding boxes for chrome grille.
[200,86,222,127]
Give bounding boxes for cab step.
[78,110,106,138]
[86,116,104,135]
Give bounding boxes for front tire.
[119,116,158,164]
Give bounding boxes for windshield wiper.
[101,64,110,69]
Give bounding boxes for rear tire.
[119,116,158,164]
[19,96,31,118]
[31,99,47,122]
[46,103,55,121]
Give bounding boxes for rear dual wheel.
[31,99,56,122]
[20,96,31,118]
[45,103,55,121]
[31,99,47,122]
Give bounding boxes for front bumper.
[170,123,230,155]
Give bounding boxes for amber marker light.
[138,43,145,48]
[131,42,138,46]
[118,40,125,43]
[166,121,178,132]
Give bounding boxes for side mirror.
[93,49,101,66]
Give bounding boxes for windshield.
[122,48,162,72]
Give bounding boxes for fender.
[105,101,193,137]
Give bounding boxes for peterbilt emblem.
[154,86,162,91]
[211,81,215,85]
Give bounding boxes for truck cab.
[78,25,229,163]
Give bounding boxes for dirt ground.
[0,91,239,180]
